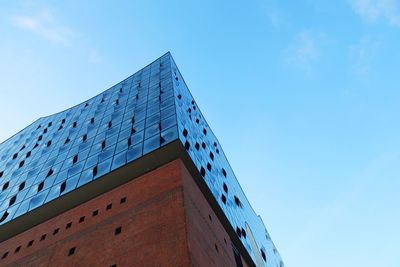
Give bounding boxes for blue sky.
[1,0,400,266]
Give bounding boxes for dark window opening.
[234,196,243,208]
[47,140,52,147]
[223,183,228,193]
[38,181,44,192]
[200,167,206,177]
[9,195,16,206]
[60,181,66,193]
[208,215,212,222]
[20,145,26,151]
[182,128,188,138]
[3,182,9,191]
[82,134,88,142]
[108,121,112,129]
[92,165,98,177]
[241,228,247,238]
[203,128,207,135]
[222,168,227,178]
[48,122,52,127]
[0,211,9,223]
[33,143,39,149]
[184,141,190,150]
[221,194,227,204]
[92,210,99,216]
[46,168,54,178]
[66,222,72,229]
[131,117,135,124]
[114,226,122,235]
[73,121,77,128]
[260,249,266,261]
[102,140,106,150]
[38,135,43,141]
[195,142,200,150]
[177,94,182,100]
[19,160,24,168]
[73,155,78,164]
[91,117,95,124]
[110,264,117,267]
[40,234,46,241]
[216,148,220,154]
[0,171,3,178]
[68,247,76,256]
[27,240,34,247]
[26,151,31,158]
[127,137,131,147]
[209,152,214,161]
[106,203,112,210]
[215,244,219,253]
[79,216,85,223]
[19,182,25,191]
[58,125,63,131]
[131,127,136,135]
[61,118,66,124]
[43,128,47,134]
[12,153,18,160]
[202,142,206,149]
[14,246,21,253]
[53,228,59,235]
[207,163,212,171]
[2,252,8,259]
[120,197,127,204]
[65,137,71,144]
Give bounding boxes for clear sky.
[1,1,399,266]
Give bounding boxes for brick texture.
[0,159,248,267]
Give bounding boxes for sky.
[0,0,400,266]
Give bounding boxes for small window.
[207,163,212,171]
[223,183,228,193]
[92,165,98,177]
[106,203,112,210]
[9,195,16,206]
[40,234,47,241]
[182,129,188,138]
[92,210,99,217]
[209,152,214,161]
[215,244,219,253]
[114,226,122,235]
[73,155,78,164]
[221,194,227,204]
[53,228,59,235]
[202,142,206,149]
[3,182,9,191]
[47,140,52,147]
[38,181,44,192]
[2,252,8,259]
[26,151,31,158]
[64,137,71,144]
[0,171,3,178]
[27,240,34,247]
[66,222,72,229]
[120,197,127,204]
[200,167,206,177]
[102,140,106,150]
[12,153,18,160]
[60,181,66,193]
[261,249,266,262]
[184,141,190,150]
[195,142,200,150]
[234,196,243,208]
[46,168,54,178]
[14,246,21,253]
[19,160,25,168]
[68,247,76,256]
[222,168,227,178]
[79,216,85,223]
[82,134,88,142]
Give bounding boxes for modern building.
[0,52,283,267]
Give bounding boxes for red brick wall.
[0,159,249,267]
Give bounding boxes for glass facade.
[0,52,282,267]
